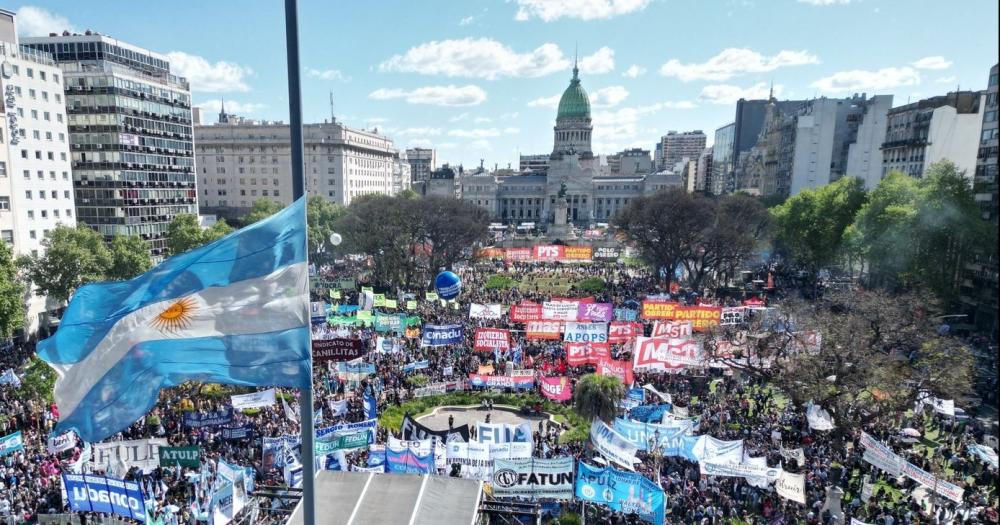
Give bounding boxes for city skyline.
[8,0,1000,168]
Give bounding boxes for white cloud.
[399,127,444,136]
[306,68,349,81]
[447,128,519,139]
[365,117,390,124]
[502,127,520,135]
[797,0,851,4]
[514,0,651,21]
[527,94,561,108]
[166,51,253,93]
[580,47,615,75]
[14,6,76,36]
[379,38,569,80]
[590,86,629,108]
[623,65,647,78]
[592,103,664,152]
[663,100,698,109]
[369,85,487,106]
[474,116,493,123]
[660,48,819,82]
[935,75,958,84]
[437,142,459,149]
[500,112,520,120]
[407,138,434,148]
[469,139,492,150]
[459,15,477,26]
[450,112,470,122]
[699,82,783,105]
[810,67,920,93]
[197,99,267,115]
[911,56,952,70]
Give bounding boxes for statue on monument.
[558,180,568,199]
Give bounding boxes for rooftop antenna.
[329,91,336,124]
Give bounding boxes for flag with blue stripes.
[38,198,310,443]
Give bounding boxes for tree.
[335,195,424,288]
[615,189,714,291]
[572,374,625,423]
[244,198,284,225]
[307,196,346,265]
[106,235,152,281]
[417,196,490,273]
[165,215,234,256]
[684,193,770,289]
[0,241,25,340]
[771,176,867,274]
[18,225,112,302]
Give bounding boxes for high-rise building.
[973,64,998,221]
[695,147,712,193]
[518,153,549,174]
[0,10,76,334]
[718,95,808,195]
[194,119,404,222]
[22,32,197,260]
[608,148,651,176]
[845,95,893,189]
[404,147,435,183]
[660,131,706,173]
[710,123,735,195]
[881,91,984,179]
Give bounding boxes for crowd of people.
[1,256,997,525]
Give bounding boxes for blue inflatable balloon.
[435,271,462,300]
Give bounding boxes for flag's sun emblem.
[151,297,197,332]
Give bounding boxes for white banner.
[900,461,964,503]
[806,402,835,431]
[469,303,503,319]
[328,398,348,417]
[699,459,780,483]
[446,440,531,481]
[859,432,902,477]
[492,456,575,500]
[589,420,639,471]
[650,321,692,338]
[91,438,167,473]
[47,431,76,454]
[642,384,672,403]
[476,422,533,445]
[720,307,746,325]
[779,447,806,467]
[775,470,806,504]
[916,393,955,416]
[231,389,276,410]
[562,322,609,343]
[542,301,578,321]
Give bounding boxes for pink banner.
[539,376,573,401]
[564,341,611,366]
[577,302,614,322]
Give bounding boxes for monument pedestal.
[547,199,575,239]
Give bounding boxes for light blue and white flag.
[38,198,310,443]
[0,368,21,388]
[0,431,24,456]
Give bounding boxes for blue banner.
[62,474,147,522]
[337,305,360,314]
[363,388,378,420]
[0,368,20,388]
[0,431,23,457]
[367,447,386,467]
[627,404,672,423]
[613,418,689,453]
[220,424,254,440]
[575,462,664,525]
[614,308,638,321]
[386,448,434,474]
[335,362,377,375]
[183,408,233,428]
[420,324,464,347]
[315,418,378,440]
[400,360,430,373]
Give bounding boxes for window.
[66,209,72,217]
[21,150,27,159]
[0,197,9,210]
[39,191,45,200]
[29,230,36,239]
[1,230,12,244]
[63,190,70,199]
[41,210,47,219]
[29,89,36,99]
[25,191,32,200]
[53,209,60,218]
[37,171,43,179]
[273,190,280,196]
[0,162,5,177]
[33,130,40,140]
[31,109,38,119]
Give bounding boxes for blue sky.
[12,0,999,168]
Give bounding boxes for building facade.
[660,130,706,172]
[404,147,435,183]
[608,148,652,176]
[710,122,735,195]
[22,32,197,259]
[845,95,893,189]
[0,10,76,334]
[881,91,984,179]
[194,118,405,222]
[518,153,549,174]
[695,147,712,193]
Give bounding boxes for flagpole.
[284,1,315,525]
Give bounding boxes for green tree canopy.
[0,241,25,339]
[572,374,624,423]
[106,235,153,281]
[18,226,113,302]
[165,215,234,256]
[244,198,284,225]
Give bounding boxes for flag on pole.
[37,198,311,443]
[282,394,299,423]
[363,386,378,420]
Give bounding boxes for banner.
[221,425,254,441]
[779,447,806,467]
[626,404,673,424]
[476,422,533,445]
[563,322,609,343]
[470,303,503,319]
[315,431,371,455]
[316,418,379,440]
[651,321,693,338]
[335,362,376,376]
[386,448,435,474]
[613,418,688,453]
[510,302,542,322]
[633,337,703,370]
[593,246,622,261]
[532,245,564,261]
[312,338,366,362]
[231,389,276,410]
[401,360,430,373]
[525,321,562,340]
[700,460,781,483]
[614,308,639,321]
[0,431,24,457]
[775,470,806,504]
[596,358,634,386]
[577,303,613,322]
[542,301,580,321]
[92,438,167,472]
[0,368,20,388]
[806,402,835,431]
[641,302,721,330]
[539,376,573,402]
[608,321,643,344]
[504,248,532,262]
[401,415,470,443]
[575,462,665,525]
[62,474,146,522]
[564,341,611,366]
[859,432,903,477]
[468,374,535,390]
[447,440,532,481]
[492,456,575,499]
[474,328,512,352]
[413,380,466,398]
[590,420,639,470]
[158,446,201,468]
[562,246,593,261]
[47,431,76,454]
[183,408,233,428]
[900,460,964,503]
[420,324,464,347]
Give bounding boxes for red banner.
[475,247,505,259]
[640,302,722,331]
[510,301,542,322]
[525,321,562,340]
[596,358,634,386]
[651,321,693,338]
[539,376,573,401]
[564,341,611,366]
[473,328,512,352]
[633,337,703,370]
[532,245,564,261]
[504,248,532,261]
[608,322,643,344]
[562,246,593,261]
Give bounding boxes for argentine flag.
[38,198,311,442]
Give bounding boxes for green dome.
[556,66,590,121]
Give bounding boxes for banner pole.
[283,1,315,525]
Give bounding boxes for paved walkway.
[417,405,549,433]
